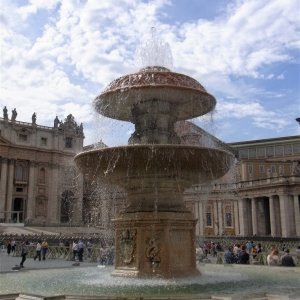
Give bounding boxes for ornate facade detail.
[146,234,161,267]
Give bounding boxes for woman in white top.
[267,249,280,266]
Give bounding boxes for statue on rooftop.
[32,112,37,125]
[54,116,60,128]
[11,108,17,121]
[3,106,8,120]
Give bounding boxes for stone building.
[179,121,300,238]
[0,107,84,225]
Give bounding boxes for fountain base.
[112,211,199,278]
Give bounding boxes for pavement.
[0,250,97,273]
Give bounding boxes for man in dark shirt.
[238,245,249,264]
[281,249,295,267]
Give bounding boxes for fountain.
[75,36,234,278]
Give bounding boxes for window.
[271,165,276,173]
[259,165,265,173]
[275,145,284,156]
[279,165,284,175]
[247,164,253,175]
[249,148,256,158]
[15,161,28,181]
[266,146,274,157]
[65,137,73,148]
[225,205,233,227]
[205,205,212,227]
[19,134,27,142]
[16,187,23,192]
[257,147,266,157]
[41,137,47,146]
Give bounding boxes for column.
[279,194,295,237]
[269,195,276,236]
[48,164,59,224]
[198,201,204,236]
[0,158,8,221]
[26,162,36,221]
[233,200,239,235]
[217,201,223,235]
[251,198,258,236]
[238,198,246,236]
[6,159,14,222]
[194,201,200,236]
[213,201,218,235]
[293,195,300,237]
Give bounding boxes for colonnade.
[239,194,300,237]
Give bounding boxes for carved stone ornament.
[119,229,137,264]
[146,234,161,265]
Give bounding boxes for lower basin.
[1,264,299,299]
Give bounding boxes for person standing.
[34,241,42,261]
[72,241,78,261]
[238,245,250,264]
[11,240,16,254]
[41,240,48,261]
[281,249,296,267]
[7,241,12,255]
[224,246,236,264]
[267,249,280,266]
[20,242,28,268]
[77,240,85,262]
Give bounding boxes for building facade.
[179,122,300,238]
[0,108,84,225]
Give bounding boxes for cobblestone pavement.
[0,250,97,273]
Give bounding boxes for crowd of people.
[197,240,300,266]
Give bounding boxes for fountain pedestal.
[113,211,199,278]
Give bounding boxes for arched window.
[15,161,28,181]
[60,190,74,223]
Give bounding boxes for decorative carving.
[146,234,161,266]
[118,229,136,265]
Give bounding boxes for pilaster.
[293,195,300,237]
[238,198,246,236]
[0,158,8,221]
[26,161,36,221]
[6,159,15,222]
[251,198,258,236]
[269,196,276,236]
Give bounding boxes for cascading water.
[75,32,235,278]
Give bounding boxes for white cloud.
[0,0,299,145]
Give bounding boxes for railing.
[12,245,114,264]
[0,117,53,130]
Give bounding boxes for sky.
[0,0,299,146]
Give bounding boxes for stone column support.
[0,158,8,221]
[238,198,246,236]
[213,201,218,235]
[269,195,276,237]
[198,201,204,236]
[217,201,223,235]
[251,198,258,236]
[48,164,59,224]
[233,200,239,235]
[293,195,300,237]
[279,194,295,237]
[6,159,15,222]
[26,162,36,221]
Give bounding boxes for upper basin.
[94,66,216,122]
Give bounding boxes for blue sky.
[0,0,299,146]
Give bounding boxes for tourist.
[237,245,249,264]
[11,239,16,253]
[281,249,295,267]
[224,246,235,264]
[20,241,28,268]
[296,246,300,255]
[256,243,262,254]
[72,241,78,261]
[34,240,42,261]
[246,241,253,253]
[233,243,241,258]
[41,240,48,260]
[267,249,280,266]
[7,240,12,255]
[77,240,85,262]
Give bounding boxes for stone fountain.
[75,63,234,278]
